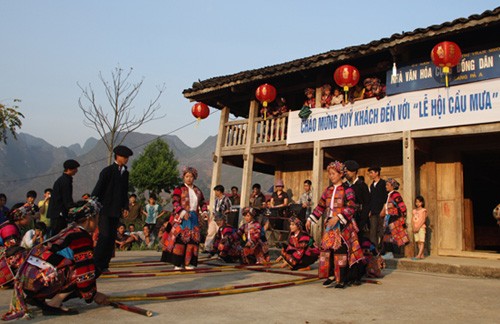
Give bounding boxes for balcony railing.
[223,113,288,150]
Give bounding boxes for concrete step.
[384,256,500,279]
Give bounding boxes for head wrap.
[9,204,34,221]
[386,178,400,190]
[322,84,332,91]
[289,216,303,230]
[68,199,100,223]
[327,161,346,176]
[241,207,256,218]
[214,212,226,222]
[182,166,198,180]
[304,88,315,95]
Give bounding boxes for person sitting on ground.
[126,223,136,235]
[21,221,47,249]
[277,216,319,270]
[237,207,269,265]
[1,200,109,320]
[132,224,156,250]
[115,223,134,251]
[210,213,241,263]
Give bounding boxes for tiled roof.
[183,7,500,98]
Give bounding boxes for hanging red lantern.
[334,65,360,102]
[191,102,209,125]
[431,41,462,87]
[255,83,277,120]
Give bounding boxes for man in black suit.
[92,145,133,275]
[47,159,80,235]
[368,166,387,248]
[344,160,371,238]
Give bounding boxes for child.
[320,84,332,108]
[115,223,134,250]
[21,221,47,249]
[412,196,427,259]
[303,88,316,108]
[277,216,319,270]
[142,194,165,234]
[210,213,241,263]
[330,88,343,106]
[237,207,269,265]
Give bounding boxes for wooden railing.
[223,113,289,149]
[224,120,248,148]
[253,113,288,145]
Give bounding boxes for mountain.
[0,132,273,205]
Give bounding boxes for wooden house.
[183,8,500,258]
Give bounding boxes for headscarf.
[326,161,346,176]
[182,166,198,180]
[241,207,256,218]
[9,204,33,221]
[289,216,303,230]
[386,178,400,190]
[68,199,100,223]
[214,212,226,222]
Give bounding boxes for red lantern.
[255,84,277,108]
[431,41,462,87]
[191,102,209,125]
[334,65,360,102]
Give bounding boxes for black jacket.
[47,173,74,220]
[369,178,388,216]
[351,178,371,227]
[91,163,129,218]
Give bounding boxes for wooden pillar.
[312,140,323,207]
[315,86,322,108]
[419,162,438,256]
[209,107,229,213]
[240,100,258,208]
[402,131,416,257]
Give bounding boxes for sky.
[1,0,499,148]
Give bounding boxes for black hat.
[344,160,360,172]
[368,166,381,173]
[63,159,80,170]
[113,145,133,157]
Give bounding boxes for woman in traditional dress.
[237,207,269,265]
[210,213,241,263]
[0,203,34,287]
[382,178,409,257]
[306,161,364,288]
[2,199,108,320]
[278,216,319,270]
[161,166,208,270]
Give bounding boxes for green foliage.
[0,99,24,144]
[129,138,181,196]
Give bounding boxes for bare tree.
[78,66,166,164]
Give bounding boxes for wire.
[0,109,220,184]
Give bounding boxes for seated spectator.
[275,97,289,115]
[115,223,134,251]
[303,88,316,108]
[237,207,269,265]
[21,221,47,249]
[321,84,332,108]
[210,213,241,263]
[132,224,156,250]
[126,223,136,235]
[331,88,344,106]
[277,216,319,270]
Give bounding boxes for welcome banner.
[286,78,500,145]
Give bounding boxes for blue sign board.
[386,47,500,95]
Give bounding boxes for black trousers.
[49,216,68,236]
[94,215,119,276]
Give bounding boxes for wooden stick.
[101,267,240,279]
[109,301,153,317]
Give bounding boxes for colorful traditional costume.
[211,223,241,263]
[237,208,269,264]
[2,201,99,321]
[280,217,319,270]
[308,162,364,286]
[161,168,208,268]
[383,179,409,247]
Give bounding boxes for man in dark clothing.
[367,166,388,248]
[344,160,371,237]
[47,159,80,235]
[92,145,133,276]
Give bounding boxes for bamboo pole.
[101,267,240,279]
[109,302,153,317]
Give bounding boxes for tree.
[78,66,165,164]
[129,138,181,197]
[0,99,23,144]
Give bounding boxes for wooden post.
[315,86,322,109]
[402,130,415,258]
[209,107,230,214]
[240,100,258,209]
[311,140,324,244]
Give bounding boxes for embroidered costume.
[237,220,269,264]
[211,224,241,263]
[383,188,409,247]
[280,228,319,270]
